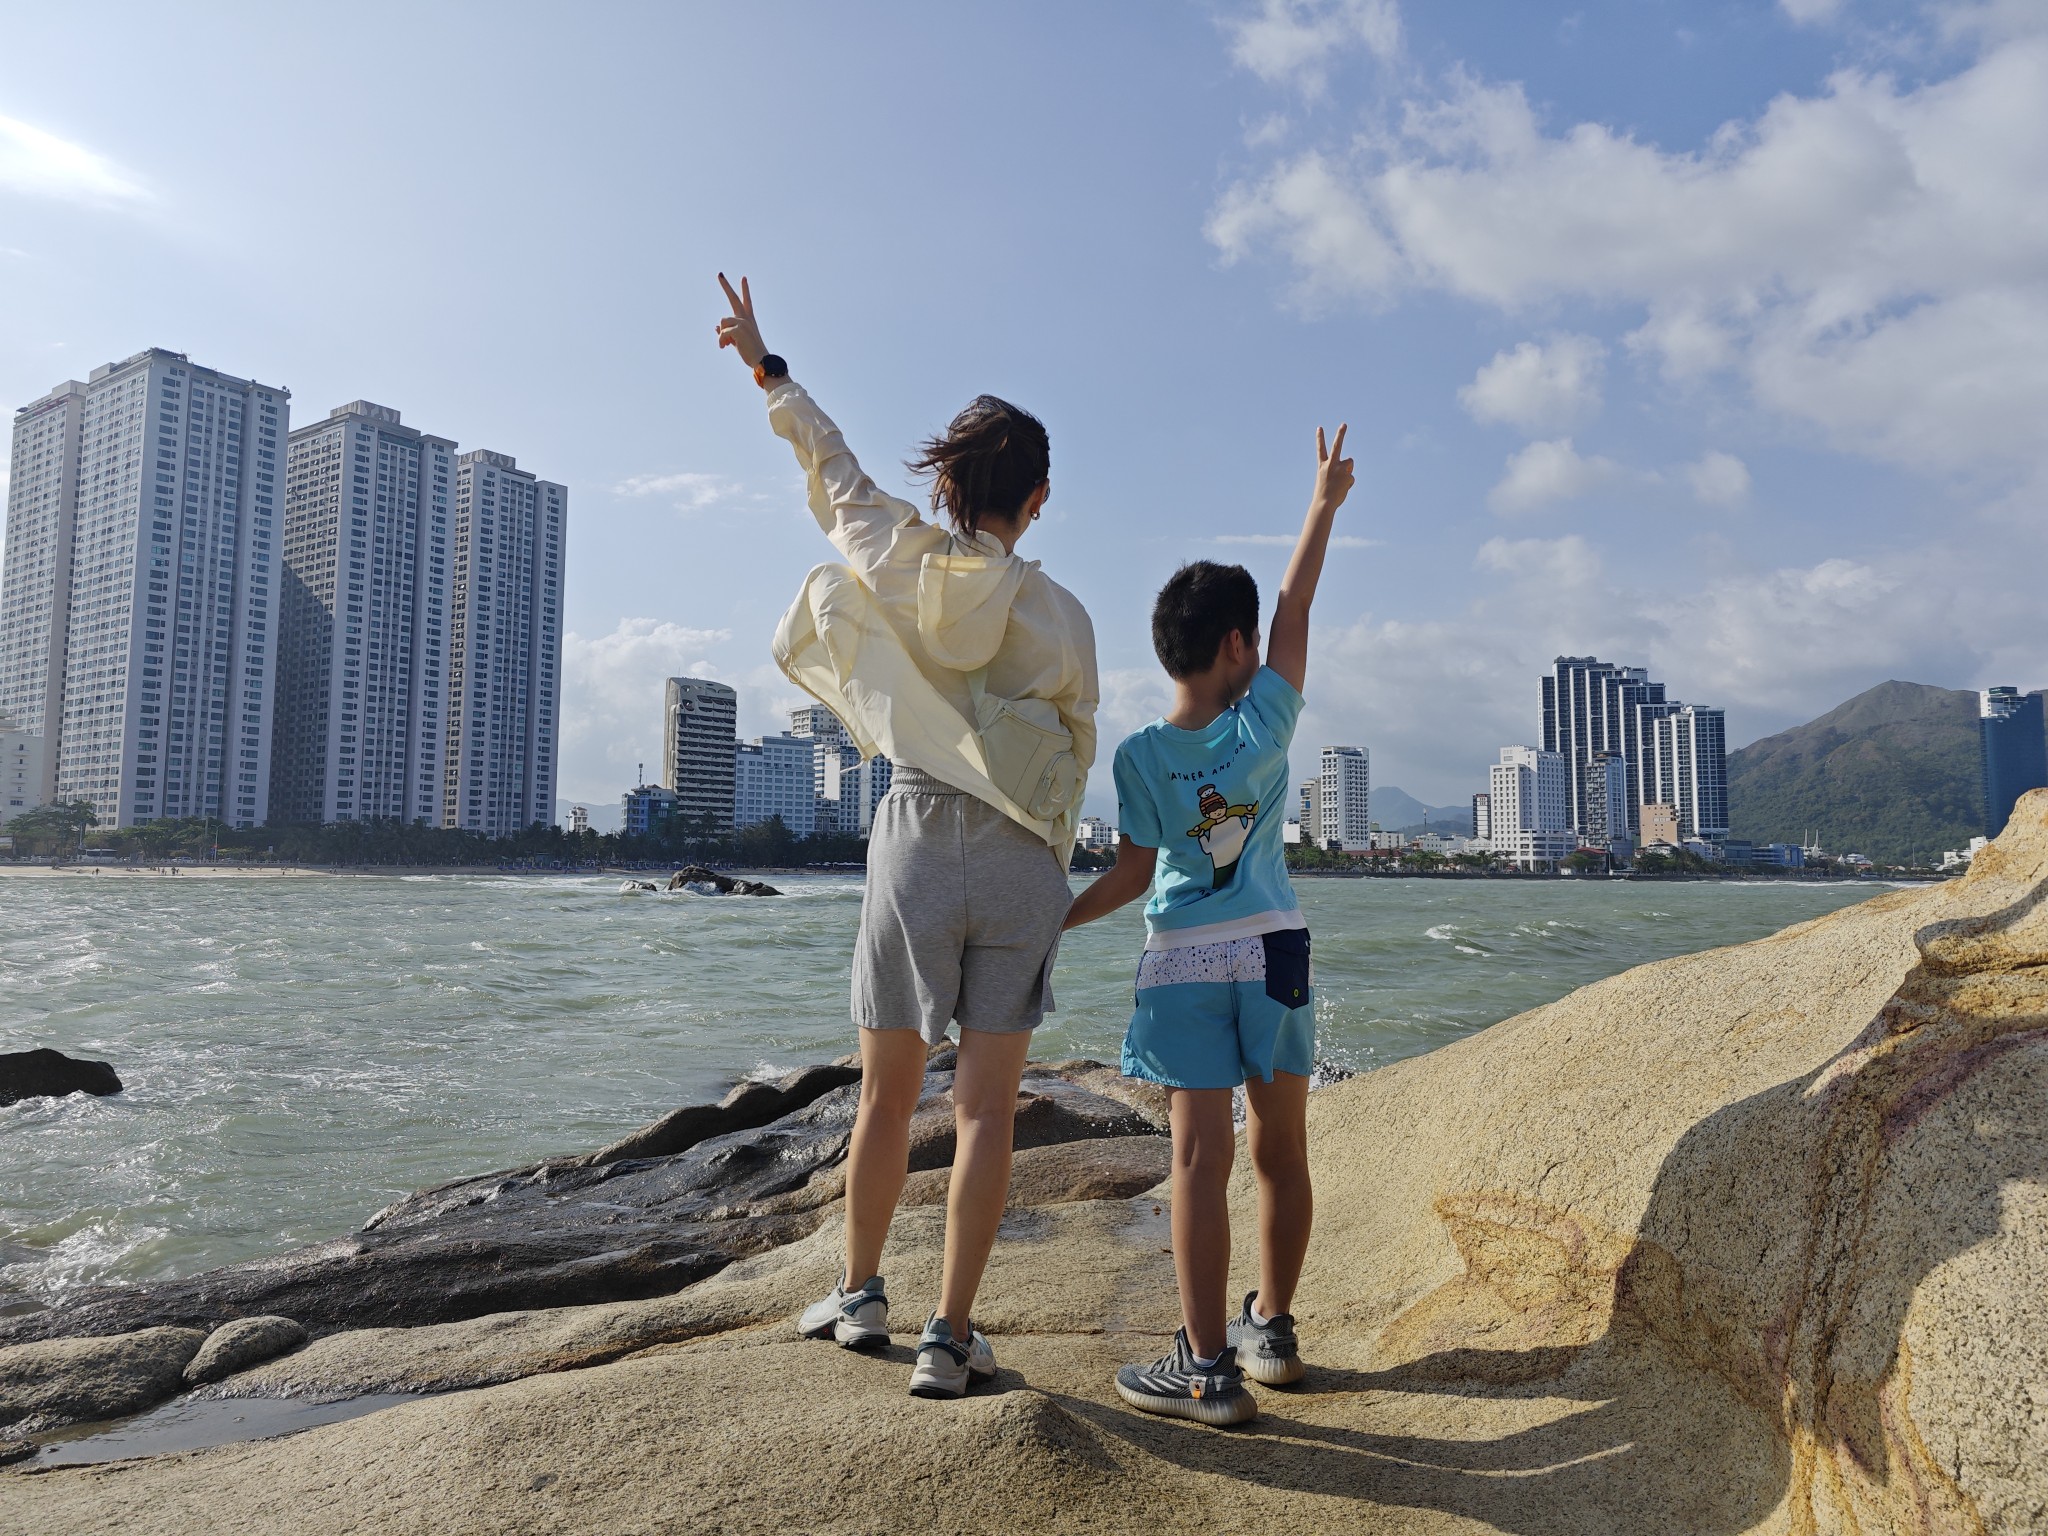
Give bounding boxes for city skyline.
[3,5,2045,816]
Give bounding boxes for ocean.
[0,870,1885,1315]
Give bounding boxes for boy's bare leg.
[1243,1070,1313,1316]
[1168,1086,1238,1359]
[841,1026,929,1288]
[937,1025,1034,1337]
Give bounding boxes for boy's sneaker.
[1226,1291,1305,1385]
[797,1274,890,1349]
[906,1314,997,1399]
[1114,1328,1258,1425]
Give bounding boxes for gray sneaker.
[1114,1328,1258,1425]
[797,1274,890,1349]
[1226,1291,1304,1385]
[907,1314,997,1399]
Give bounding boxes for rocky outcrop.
[667,866,781,896]
[0,1327,204,1434]
[0,1061,1162,1349]
[9,792,2046,1535]
[0,1049,121,1107]
[182,1318,307,1387]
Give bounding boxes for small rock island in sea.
[5,792,2046,1534]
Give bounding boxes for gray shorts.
[853,764,1072,1043]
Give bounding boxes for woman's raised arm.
[715,273,923,579]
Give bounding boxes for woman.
[715,275,1098,1399]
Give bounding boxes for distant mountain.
[1374,785,1475,837]
[1728,680,1986,865]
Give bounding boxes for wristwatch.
[753,354,788,389]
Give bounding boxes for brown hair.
[907,394,1050,537]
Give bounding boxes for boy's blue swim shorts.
[1121,928,1315,1091]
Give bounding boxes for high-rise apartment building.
[734,733,815,834]
[1490,745,1573,867]
[850,754,893,834]
[442,450,566,835]
[272,402,452,825]
[1582,751,1629,846]
[1470,791,1491,843]
[1980,687,2047,838]
[0,350,286,829]
[1318,745,1370,850]
[664,676,737,830]
[1646,705,1729,841]
[2,714,43,825]
[1542,655,1671,837]
[1299,778,1321,847]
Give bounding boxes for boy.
[1062,424,1355,1425]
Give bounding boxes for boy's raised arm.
[1266,424,1355,696]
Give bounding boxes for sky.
[2,0,2044,825]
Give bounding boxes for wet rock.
[666,866,781,896]
[0,1048,122,1107]
[183,1316,307,1386]
[0,1061,1151,1347]
[0,1326,205,1434]
[580,1062,860,1168]
[0,1437,34,1466]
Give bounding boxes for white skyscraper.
[1318,745,1370,850]
[664,676,738,830]
[788,703,867,835]
[0,350,286,829]
[1648,705,1729,841]
[1490,745,1573,867]
[272,402,452,825]
[1582,751,1630,847]
[734,732,815,834]
[442,450,566,836]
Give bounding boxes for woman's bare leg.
[936,1026,1033,1336]
[840,1026,930,1288]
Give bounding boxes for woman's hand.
[715,273,768,369]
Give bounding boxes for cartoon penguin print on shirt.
[1188,783,1258,889]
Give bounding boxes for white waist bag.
[966,667,1083,824]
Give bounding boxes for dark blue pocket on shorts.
[1261,928,1311,1009]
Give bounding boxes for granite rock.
[0,1326,204,1434]
[182,1317,308,1387]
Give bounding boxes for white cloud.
[558,618,731,801]
[1209,533,1380,548]
[1778,0,1845,24]
[0,115,149,206]
[1486,439,1621,513]
[1224,0,1402,97]
[1458,334,1606,432]
[1684,450,1752,505]
[613,471,742,512]
[1207,30,2048,479]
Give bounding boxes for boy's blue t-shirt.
[1113,665,1305,944]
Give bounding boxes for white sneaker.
[797,1274,890,1349]
[907,1313,997,1399]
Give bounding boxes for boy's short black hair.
[1151,561,1260,680]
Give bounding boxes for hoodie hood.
[916,550,1034,672]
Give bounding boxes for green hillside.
[1728,680,1984,866]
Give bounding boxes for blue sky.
[3,0,2043,823]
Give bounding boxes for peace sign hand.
[1313,423,1355,512]
[714,272,768,369]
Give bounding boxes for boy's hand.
[715,273,769,369]
[1312,424,1354,512]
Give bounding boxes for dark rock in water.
[0,1058,1150,1348]
[667,865,781,896]
[582,1062,861,1168]
[0,1048,122,1107]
